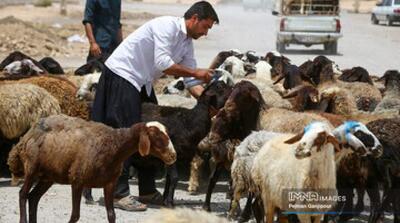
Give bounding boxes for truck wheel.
[325,42,337,55]
[371,14,378,25]
[276,42,285,53]
[387,16,393,26]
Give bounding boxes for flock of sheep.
[0,49,399,223]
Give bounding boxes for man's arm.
[83,0,101,57]
[117,27,123,44]
[84,23,102,57]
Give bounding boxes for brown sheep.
[7,114,176,223]
[0,75,90,120]
[282,85,320,111]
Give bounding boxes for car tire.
[276,41,285,53]
[387,16,393,26]
[325,41,337,55]
[371,14,379,25]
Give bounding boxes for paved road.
[124,2,399,76]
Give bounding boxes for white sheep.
[76,71,101,101]
[229,131,283,218]
[251,122,340,223]
[222,56,247,77]
[156,94,197,109]
[4,59,44,75]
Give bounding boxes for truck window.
[383,0,392,6]
[282,0,339,15]
[394,0,400,5]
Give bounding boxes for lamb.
[374,70,400,112]
[251,121,340,223]
[7,114,176,223]
[143,208,229,223]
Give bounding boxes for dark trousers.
[91,66,158,198]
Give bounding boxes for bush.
[34,0,52,7]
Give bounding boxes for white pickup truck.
[273,0,342,54]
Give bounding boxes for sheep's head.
[208,81,265,144]
[379,70,400,89]
[198,80,232,116]
[285,122,340,159]
[162,78,186,95]
[139,122,177,165]
[333,121,382,158]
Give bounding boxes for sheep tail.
[7,144,24,178]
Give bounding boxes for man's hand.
[194,69,213,83]
[90,42,102,58]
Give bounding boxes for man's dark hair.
[184,1,219,24]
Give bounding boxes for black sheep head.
[208,81,266,143]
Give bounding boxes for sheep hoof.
[187,186,199,195]
[163,200,174,208]
[10,177,21,186]
[202,204,211,212]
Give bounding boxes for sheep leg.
[69,185,83,223]
[392,178,400,223]
[203,163,224,212]
[19,175,34,223]
[238,193,254,223]
[252,196,264,223]
[28,181,53,223]
[264,198,275,223]
[188,154,204,194]
[228,187,242,219]
[103,182,116,223]
[354,188,365,214]
[366,181,382,223]
[163,164,178,207]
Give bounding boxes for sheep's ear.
[139,129,151,156]
[327,135,341,152]
[284,131,305,144]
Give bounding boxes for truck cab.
[273,0,342,54]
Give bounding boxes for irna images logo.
[288,191,346,202]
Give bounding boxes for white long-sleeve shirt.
[105,16,197,96]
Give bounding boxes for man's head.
[184,1,219,39]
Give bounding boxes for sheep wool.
[0,83,61,139]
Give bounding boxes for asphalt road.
[124,1,399,76]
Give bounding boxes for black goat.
[140,81,232,206]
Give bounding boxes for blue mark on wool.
[344,121,360,141]
[304,122,320,133]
